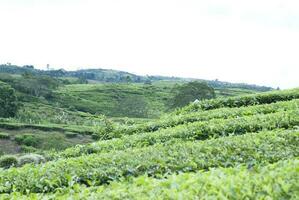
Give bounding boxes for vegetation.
[17,154,45,167]
[0,155,18,169]
[0,66,298,198]
[0,133,10,140]
[170,81,215,108]
[0,65,272,118]
[19,159,297,200]
[113,98,299,136]
[0,129,297,193]
[0,64,273,91]
[0,81,19,118]
[51,109,299,160]
[177,88,299,114]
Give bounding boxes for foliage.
[0,65,273,92]
[0,75,297,198]
[0,122,94,135]
[0,132,10,140]
[52,83,173,118]
[20,159,297,200]
[18,154,45,167]
[170,81,215,108]
[13,73,60,98]
[19,145,37,154]
[177,88,299,114]
[51,108,299,160]
[0,155,18,169]
[0,129,297,193]
[14,134,41,148]
[115,98,299,136]
[0,81,19,118]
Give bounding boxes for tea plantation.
[0,88,298,199]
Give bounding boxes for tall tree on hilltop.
[170,81,215,108]
[0,81,19,118]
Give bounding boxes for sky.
[0,0,298,89]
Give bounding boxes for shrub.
[65,132,78,138]
[14,134,41,147]
[91,133,100,140]
[18,154,45,167]
[20,145,37,153]
[0,132,10,139]
[0,155,18,169]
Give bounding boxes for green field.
[0,66,298,199]
[51,82,259,118]
[0,87,298,199]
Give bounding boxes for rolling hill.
[0,65,276,155]
[0,88,298,199]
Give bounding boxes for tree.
[13,74,60,98]
[170,81,215,108]
[0,81,19,118]
[125,75,132,83]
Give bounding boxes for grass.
[51,82,264,118]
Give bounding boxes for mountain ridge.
[0,64,273,91]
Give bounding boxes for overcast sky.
[0,0,298,88]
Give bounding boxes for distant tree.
[0,81,19,118]
[125,76,132,83]
[23,65,34,69]
[13,74,60,98]
[144,79,152,85]
[78,77,88,84]
[170,81,215,108]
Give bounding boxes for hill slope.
[0,65,273,119]
[0,64,273,91]
[0,88,298,199]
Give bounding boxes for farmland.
[0,86,298,199]
[1,0,299,198]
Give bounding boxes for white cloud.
[0,0,298,88]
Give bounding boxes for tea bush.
[0,155,18,169]
[0,132,10,139]
[14,134,41,148]
[18,154,45,167]
[0,129,297,193]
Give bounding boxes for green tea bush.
[50,109,299,160]
[115,99,299,136]
[177,88,299,114]
[0,132,10,139]
[14,134,41,147]
[0,155,18,169]
[18,154,45,167]
[19,145,37,153]
[91,133,100,140]
[30,159,298,200]
[0,129,297,193]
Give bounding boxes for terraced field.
[0,88,299,199]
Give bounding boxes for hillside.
[0,65,273,120]
[0,64,273,90]
[0,88,298,199]
[0,66,276,155]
